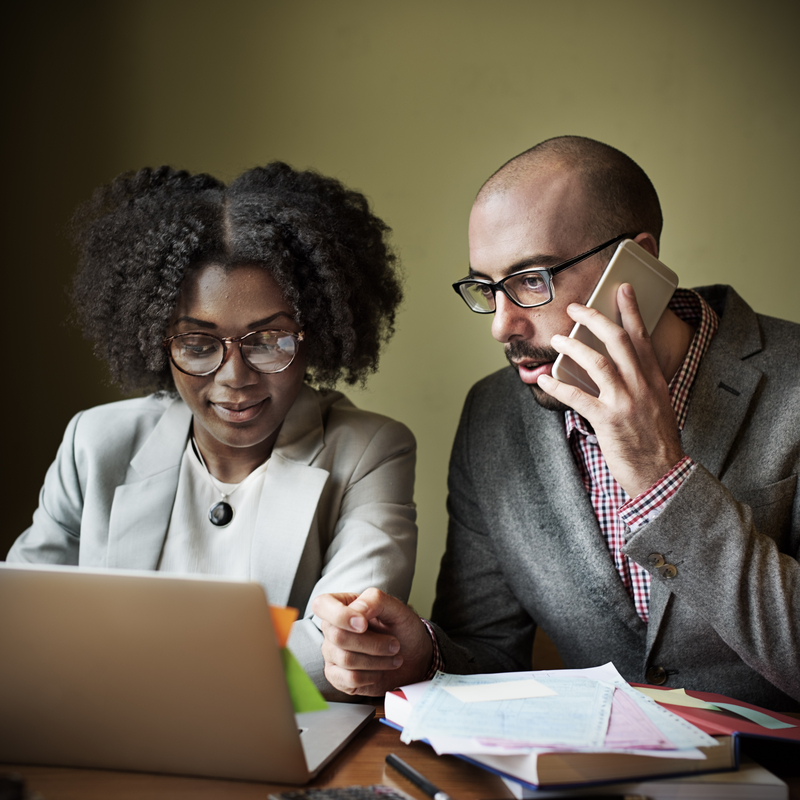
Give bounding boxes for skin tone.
[167,263,306,484]
[313,162,695,696]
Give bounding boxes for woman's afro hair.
[71,162,403,393]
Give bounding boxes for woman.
[7,162,417,697]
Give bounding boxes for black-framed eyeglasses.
[452,234,630,314]
[163,329,305,376]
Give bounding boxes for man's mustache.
[505,341,559,364]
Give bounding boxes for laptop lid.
[0,563,372,783]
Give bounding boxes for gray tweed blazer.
[431,285,800,711]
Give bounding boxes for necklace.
[190,439,241,528]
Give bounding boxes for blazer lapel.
[106,399,192,570]
[681,291,764,479]
[647,287,764,645]
[248,385,331,605]
[520,389,644,636]
[249,454,329,606]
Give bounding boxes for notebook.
[0,562,373,783]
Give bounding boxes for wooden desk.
[3,712,799,800]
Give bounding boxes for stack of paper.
[383,663,791,789]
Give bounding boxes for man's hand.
[537,284,686,498]
[312,588,434,696]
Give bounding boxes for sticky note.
[270,605,299,648]
[635,687,719,710]
[713,702,796,730]
[635,687,796,730]
[281,648,328,713]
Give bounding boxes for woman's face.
[166,263,306,471]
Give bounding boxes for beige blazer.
[8,385,417,697]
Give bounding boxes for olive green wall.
[4,1,798,617]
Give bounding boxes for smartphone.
[551,239,679,397]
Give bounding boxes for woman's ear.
[633,232,659,258]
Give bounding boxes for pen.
[385,754,454,800]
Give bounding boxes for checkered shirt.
[565,289,719,622]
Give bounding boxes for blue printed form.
[400,672,614,748]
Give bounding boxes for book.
[383,679,798,791]
[499,756,788,799]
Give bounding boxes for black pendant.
[209,501,234,527]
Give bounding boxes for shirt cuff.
[619,455,695,531]
[421,618,443,679]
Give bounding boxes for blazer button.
[660,564,678,579]
[648,553,665,568]
[646,666,668,685]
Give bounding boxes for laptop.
[0,562,374,783]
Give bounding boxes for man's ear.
[633,232,659,258]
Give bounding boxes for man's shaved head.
[476,136,663,248]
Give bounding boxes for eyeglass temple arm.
[548,233,628,277]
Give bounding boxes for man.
[313,136,800,711]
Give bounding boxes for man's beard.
[505,341,570,412]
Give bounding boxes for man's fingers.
[322,663,397,696]
[321,624,400,658]
[615,284,664,379]
[314,588,410,632]
[550,291,663,397]
[319,627,404,697]
[539,332,615,415]
[322,643,402,672]
[554,332,621,384]
[312,592,366,632]
[537,370,595,416]
[315,588,433,696]
[349,587,413,626]
[565,301,642,375]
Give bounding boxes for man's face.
[467,169,608,410]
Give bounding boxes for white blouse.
[157,440,270,580]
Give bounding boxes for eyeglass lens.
[462,271,550,312]
[169,331,299,375]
